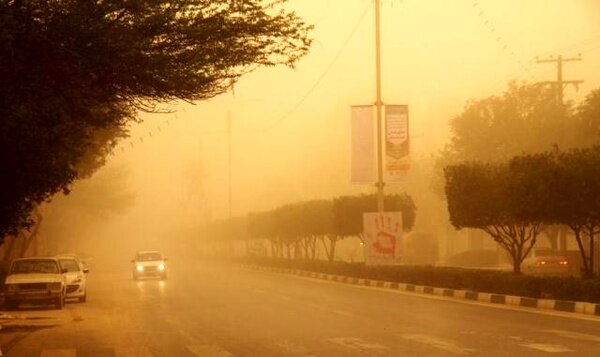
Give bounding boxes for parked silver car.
[57,255,88,303]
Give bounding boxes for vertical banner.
[385,105,409,182]
[351,105,376,183]
[363,212,403,265]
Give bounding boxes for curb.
[244,265,600,317]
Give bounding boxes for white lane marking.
[277,339,314,356]
[328,337,389,351]
[40,350,77,357]
[187,344,234,357]
[520,344,575,353]
[543,329,600,343]
[400,334,475,355]
[115,346,154,356]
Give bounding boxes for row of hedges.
[242,257,600,303]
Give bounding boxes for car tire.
[55,293,64,310]
[4,299,18,310]
[78,292,87,303]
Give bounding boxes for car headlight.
[47,282,62,291]
[6,284,18,292]
[136,265,144,272]
[72,278,82,284]
[158,264,165,271]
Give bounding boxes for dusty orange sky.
[85,0,600,238]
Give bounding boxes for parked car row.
[3,254,89,310]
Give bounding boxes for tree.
[246,194,416,262]
[442,82,574,164]
[444,162,547,274]
[435,82,598,252]
[331,193,416,262]
[549,148,600,277]
[0,0,312,241]
[576,89,600,146]
[333,193,416,238]
[434,82,580,198]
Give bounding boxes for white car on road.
[3,257,66,310]
[57,255,88,302]
[131,251,168,280]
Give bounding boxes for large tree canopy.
[444,161,547,274]
[442,82,576,164]
[0,0,312,239]
[445,147,600,276]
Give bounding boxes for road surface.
[2,259,600,356]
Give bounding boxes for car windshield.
[11,260,59,274]
[59,259,81,272]
[136,252,162,261]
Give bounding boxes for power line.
[471,0,536,82]
[535,54,583,105]
[535,35,600,58]
[259,1,374,133]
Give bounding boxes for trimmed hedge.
[242,257,600,303]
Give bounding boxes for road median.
[241,259,600,318]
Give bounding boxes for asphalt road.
[2,259,600,356]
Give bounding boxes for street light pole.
[375,0,385,213]
[227,110,232,219]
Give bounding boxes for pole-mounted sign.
[385,105,410,182]
[363,211,403,265]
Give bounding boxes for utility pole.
[374,0,385,213]
[536,55,583,257]
[535,54,583,105]
[227,110,232,219]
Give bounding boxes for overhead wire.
[258,1,374,133]
[471,0,537,82]
[535,35,600,58]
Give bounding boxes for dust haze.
[33,0,600,267]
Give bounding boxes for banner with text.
[363,212,403,265]
[385,105,409,182]
[351,105,376,184]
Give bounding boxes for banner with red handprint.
[363,212,403,265]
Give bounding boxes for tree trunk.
[573,228,591,277]
[328,236,337,262]
[20,208,43,257]
[310,237,317,260]
[589,231,595,277]
[512,259,521,274]
[511,246,522,275]
[319,236,330,261]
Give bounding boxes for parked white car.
[3,257,66,310]
[57,255,88,302]
[131,251,167,280]
[57,253,90,272]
